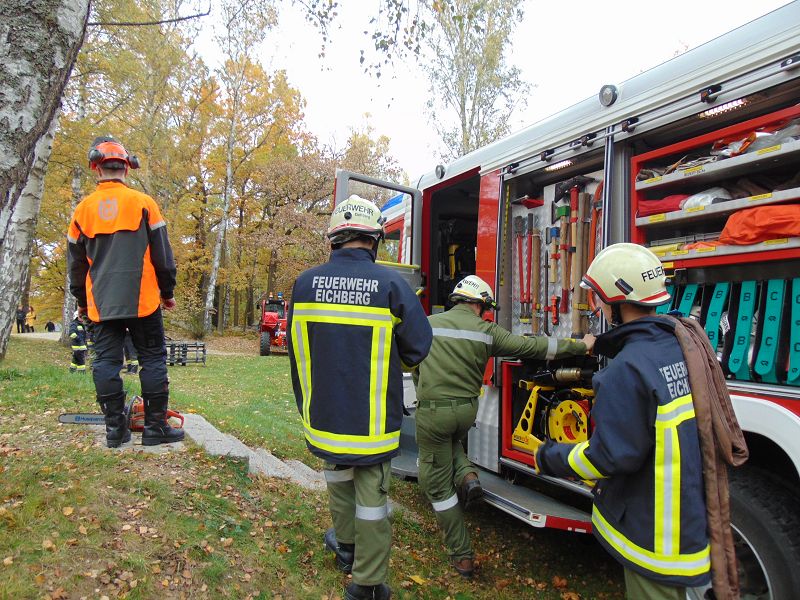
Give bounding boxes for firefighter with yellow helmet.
[288,195,432,600]
[413,274,594,577]
[536,243,712,599]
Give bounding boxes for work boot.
[458,472,483,510]
[141,394,184,446]
[99,392,131,448]
[452,556,475,578]
[324,527,354,573]
[344,583,391,600]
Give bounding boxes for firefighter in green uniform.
[413,275,595,577]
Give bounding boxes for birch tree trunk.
[0,121,58,358]
[203,113,236,332]
[60,164,81,345]
[0,0,88,358]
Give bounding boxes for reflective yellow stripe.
[654,393,694,555]
[593,508,710,576]
[303,422,400,455]
[567,441,604,479]
[293,301,397,446]
[292,320,313,423]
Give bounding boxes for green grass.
[0,337,625,599]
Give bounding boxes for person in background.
[413,274,594,578]
[25,306,36,332]
[123,330,139,374]
[45,320,56,332]
[16,306,26,333]
[67,136,180,448]
[288,195,432,600]
[68,311,88,374]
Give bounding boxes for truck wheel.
[260,332,271,356]
[729,467,800,599]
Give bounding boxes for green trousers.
[415,397,479,561]
[624,568,687,600]
[324,460,392,586]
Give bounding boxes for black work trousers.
[92,308,168,399]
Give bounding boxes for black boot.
[99,392,131,448]
[141,394,184,446]
[324,527,354,573]
[344,583,391,600]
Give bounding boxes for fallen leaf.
[62,507,74,516]
[409,575,427,585]
[121,524,132,531]
[222,537,233,547]
[553,575,568,589]
[41,539,55,551]
[561,593,580,600]
[139,526,148,535]
[3,556,12,566]
[78,525,88,535]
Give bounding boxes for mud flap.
[677,283,699,317]
[728,280,757,381]
[703,282,729,352]
[656,284,675,315]
[754,280,785,384]
[787,279,800,386]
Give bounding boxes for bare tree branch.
[88,4,211,27]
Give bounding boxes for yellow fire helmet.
[449,275,499,310]
[580,242,670,306]
[327,195,386,246]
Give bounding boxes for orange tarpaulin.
[719,205,800,245]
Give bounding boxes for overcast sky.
[231,0,793,180]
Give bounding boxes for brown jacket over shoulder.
[662,315,749,600]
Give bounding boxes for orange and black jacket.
[67,180,176,322]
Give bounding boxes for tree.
[0,0,89,358]
[422,0,527,159]
[202,0,277,333]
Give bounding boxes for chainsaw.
[58,396,184,431]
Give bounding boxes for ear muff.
[88,141,140,170]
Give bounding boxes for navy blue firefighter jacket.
[537,317,711,588]
[288,247,432,465]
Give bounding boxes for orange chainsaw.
[58,396,184,431]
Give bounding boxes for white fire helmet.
[327,195,386,246]
[580,243,670,306]
[449,275,499,310]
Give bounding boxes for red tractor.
[259,293,288,356]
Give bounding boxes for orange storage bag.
[718,204,800,245]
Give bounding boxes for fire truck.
[334,4,800,598]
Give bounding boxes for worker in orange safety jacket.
[67,136,181,448]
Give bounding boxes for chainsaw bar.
[58,413,105,425]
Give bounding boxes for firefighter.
[67,136,181,449]
[68,311,88,374]
[288,195,433,600]
[535,243,711,600]
[413,274,594,578]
